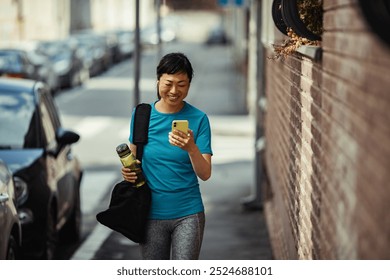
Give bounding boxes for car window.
[0,52,22,72]
[0,90,37,148]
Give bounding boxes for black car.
[205,25,231,46]
[0,159,22,260]
[70,32,112,77]
[112,29,135,60]
[0,78,83,259]
[36,39,89,89]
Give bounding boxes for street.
[53,23,272,260]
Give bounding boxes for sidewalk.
[199,116,273,260]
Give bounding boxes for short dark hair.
[156,52,194,82]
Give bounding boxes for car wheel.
[42,207,58,260]
[6,235,18,260]
[61,187,81,243]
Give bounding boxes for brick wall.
[263,0,390,259]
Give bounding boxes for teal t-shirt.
[129,101,213,219]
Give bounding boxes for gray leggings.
[140,212,205,260]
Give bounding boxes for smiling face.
[157,72,190,112]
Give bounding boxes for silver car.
[0,159,22,259]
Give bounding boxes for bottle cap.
[116,143,131,157]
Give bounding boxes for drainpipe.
[156,0,162,60]
[134,0,140,106]
[242,0,265,211]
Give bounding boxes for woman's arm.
[169,129,212,181]
[188,149,212,181]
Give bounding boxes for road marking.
[72,117,112,139]
[212,135,254,164]
[120,127,130,139]
[71,223,112,260]
[71,170,124,260]
[210,115,255,164]
[80,171,118,214]
[84,77,157,92]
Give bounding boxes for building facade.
[248,0,390,259]
[0,0,155,42]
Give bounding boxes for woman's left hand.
[169,129,195,152]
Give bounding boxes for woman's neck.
[155,100,184,113]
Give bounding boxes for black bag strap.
[133,103,151,161]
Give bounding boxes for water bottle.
[116,143,146,187]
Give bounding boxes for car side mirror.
[56,128,80,145]
[47,128,80,158]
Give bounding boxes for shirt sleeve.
[196,115,213,155]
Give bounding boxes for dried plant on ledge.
[270,0,323,60]
[270,28,321,60]
[298,0,323,37]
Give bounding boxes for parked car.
[0,78,83,259]
[36,39,89,89]
[103,31,122,64]
[0,46,60,94]
[205,25,231,46]
[113,29,135,60]
[70,32,112,77]
[0,159,22,260]
[0,50,37,80]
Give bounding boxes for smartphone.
[171,120,189,134]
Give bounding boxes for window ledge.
[296,45,322,61]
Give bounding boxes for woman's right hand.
[121,166,138,183]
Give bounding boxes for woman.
[121,52,213,260]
